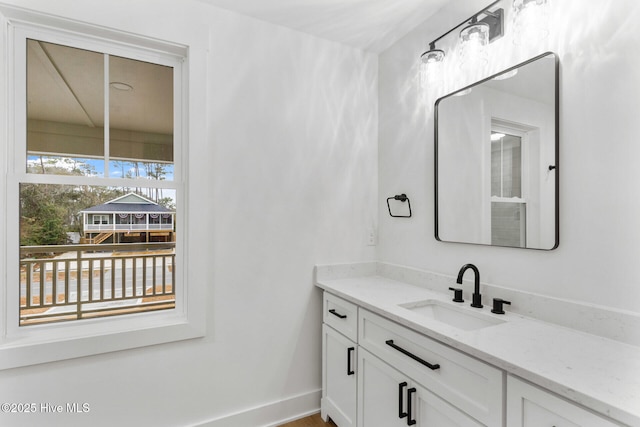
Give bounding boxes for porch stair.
[93,232,113,244]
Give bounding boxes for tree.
[157,197,176,210]
[34,204,68,245]
[20,183,127,246]
[20,191,68,246]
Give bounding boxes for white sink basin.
[399,299,506,331]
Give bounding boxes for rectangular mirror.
[435,52,559,250]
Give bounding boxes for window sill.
[0,310,204,370]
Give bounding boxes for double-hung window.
[0,7,203,370]
[490,124,529,248]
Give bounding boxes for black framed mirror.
[435,52,559,250]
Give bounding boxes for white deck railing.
[84,223,174,232]
[19,242,175,326]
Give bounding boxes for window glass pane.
[19,183,176,326]
[27,40,105,175]
[109,56,173,179]
[491,133,522,198]
[491,202,526,247]
[501,135,522,198]
[490,140,501,197]
[27,155,103,176]
[109,160,174,181]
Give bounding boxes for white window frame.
[0,6,206,370]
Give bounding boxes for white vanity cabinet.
[317,270,639,427]
[321,291,627,427]
[506,376,621,427]
[321,293,358,427]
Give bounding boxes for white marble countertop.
[316,274,640,426]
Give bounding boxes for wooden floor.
[278,413,336,427]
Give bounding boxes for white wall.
[378,0,640,312]
[0,1,378,426]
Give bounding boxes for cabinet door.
[413,383,484,427]
[322,325,357,427]
[507,375,620,427]
[358,348,407,427]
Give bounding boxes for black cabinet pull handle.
[385,340,440,370]
[407,387,417,426]
[347,347,355,376]
[328,309,347,319]
[398,382,408,419]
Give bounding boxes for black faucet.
[456,264,483,308]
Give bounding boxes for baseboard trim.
[192,389,321,427]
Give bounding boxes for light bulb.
[459,22,489,70]
[512,0,549,45]
[420,48,445,90]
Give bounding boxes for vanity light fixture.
[512,0,549,45]
[459,17,490,69]
[421,42,445,65]
[420,42,445,89]
[419,0,504,85]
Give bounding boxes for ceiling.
[197,0,451,53]
[27,39,174,134]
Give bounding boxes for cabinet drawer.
[324,292,358,341]
[507,375,620,427]
[359,309,503,426]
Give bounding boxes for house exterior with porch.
[80,193,175,244]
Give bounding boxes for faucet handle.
[448,287,464,303]
[491,298,511,314]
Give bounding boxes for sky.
[27,155,174,180]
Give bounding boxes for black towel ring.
[387,194,412,218]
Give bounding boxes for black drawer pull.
[407,387,417,426]
[329,308,347,319]
[347,347,355,375]
[398,382,408,419]
[385,340,440,370]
